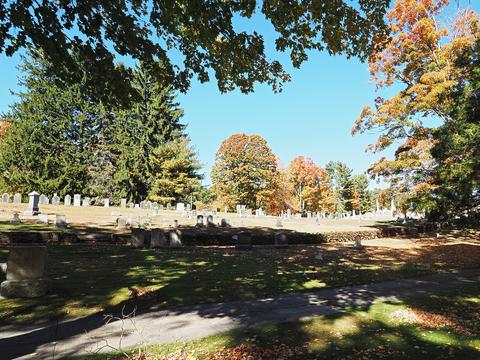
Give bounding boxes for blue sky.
[1,1,478,187]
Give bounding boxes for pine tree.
[148,138,202,204]
[0,53,97,195]
[326,161,355,213]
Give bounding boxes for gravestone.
[153,202,158,210]
[176,203,185,212]
[129,203,134,209]
[166,203,172,211]
[146,201,152,209]
[186,204,191,211]
[353,235,363,250]
[39,194,49,205]
[196,215,204,228]
[151,229,167,248]
[120,198,127,208]
[52,193,60,206]
[2,193,9,203]
[24,191,40,216]
[274,232,288,248]
[103,199,110,207]
[37,214,48,224]
[173,219,179,228]
[169,230,182,247]
[116,217,127,229]
[207,215,215,227]
[11,212,20,224]
[64,195,72,206]
[140,201,145,209]
[13,193,22,204]
[82,198,90,207]
[134,204,140,209]
[234,231,252,250]
[0,242,48,298]
[55,215,67,228]
[73,194,81,207]
[139,216,151,228]
[131,228,146,248]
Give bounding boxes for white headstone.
[120,198,127,208]
[176,203,185,212]
[64,195,72,206]
[103,199,110,207]
[37,214,48,224]
[24,191,40,216]
[52,193,60,206]
[1,193,9,203]
[13,193,22,204]
[73,194,81,207]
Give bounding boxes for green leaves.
[0,1,390,101]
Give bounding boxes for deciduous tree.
[0,1,390,102]
[352,0,479,214]
[289,156,333,213]
[211,134,278,210]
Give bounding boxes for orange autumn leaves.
[212,134,334,214]
[0,120,10,136]
[289,156,333,213]
[353,0,480,200]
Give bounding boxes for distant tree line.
[0,51,202,205]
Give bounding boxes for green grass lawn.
[0,220,56,231]
[79,285,480,360]
[1,242,479,324]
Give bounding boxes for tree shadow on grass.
[0,239,479,358]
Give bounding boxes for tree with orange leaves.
[353,0,479,211]
[211,134,279,211]
[289,156,333,213]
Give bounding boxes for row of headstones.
[130,228,289,250]
[236,205,266,218]
[11,210,68,228]
[130,228,183,248]
[6,191,189,211]
[1,193,22,204]
[116,214,230,230]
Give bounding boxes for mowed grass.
[0,220,56,231]
[1,240,480,324]
[80,285,480,360]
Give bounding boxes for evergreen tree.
[112,63,188,203]
[326,161,354,213]
[148,138,202,204]
[0,53,97,195]
[352,175,372,213]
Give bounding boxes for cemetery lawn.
[80,284,480,360]
[1,238,480,324]
[0,220,56,231]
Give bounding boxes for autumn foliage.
[289,156,334,213]
[212,134,279,211]
[212,135,350,215]
[0,120,10,136]
[353,0,480,213]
